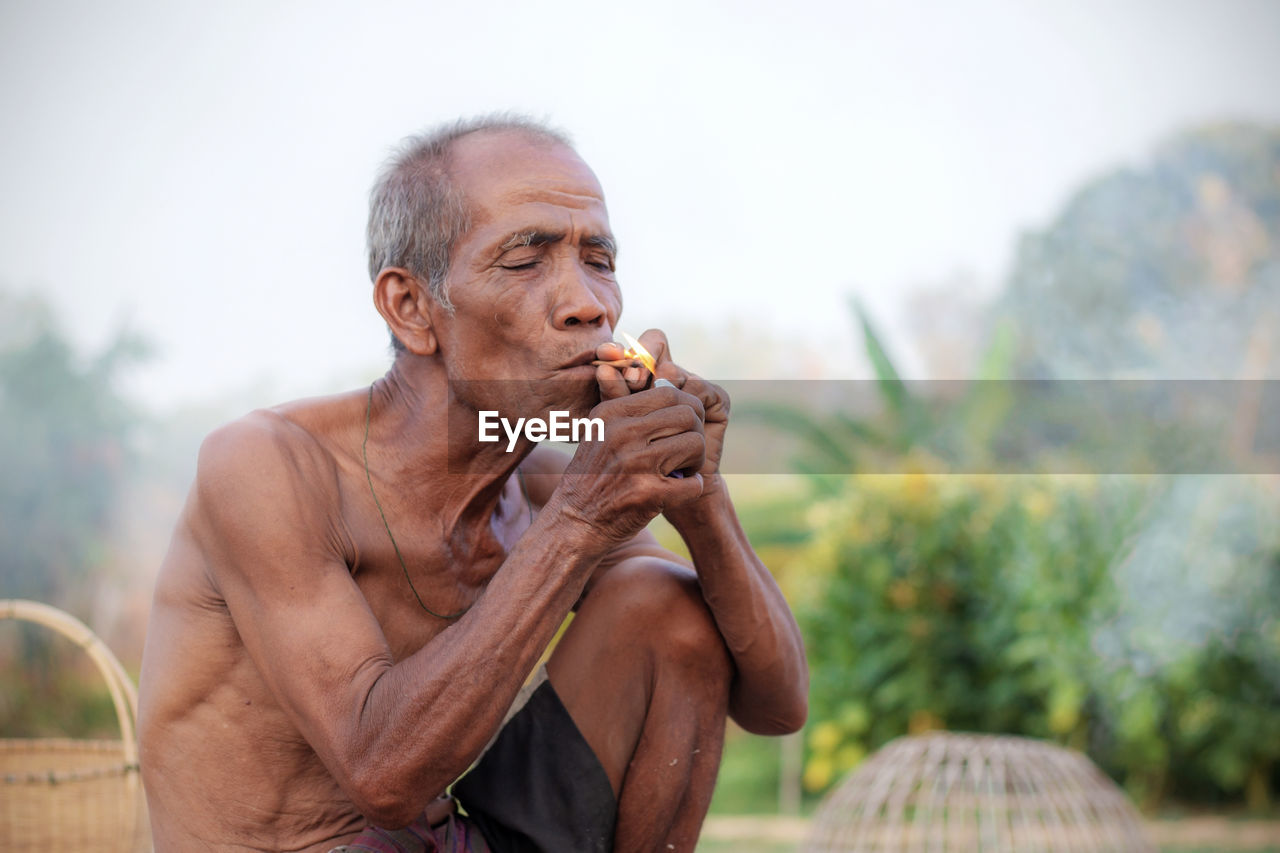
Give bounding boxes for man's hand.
[547,382,709,546]
[588,331,807,734]
[594,329,731,498]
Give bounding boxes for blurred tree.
[0,289,148,614]
[739,236,1280,809]
[1000,122,1280,379]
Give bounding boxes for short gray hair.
[367,114,573,351]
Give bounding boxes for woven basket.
[802,731,1156,852]
[1,599,151,852]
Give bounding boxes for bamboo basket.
[802,731,1155,852]
[1,599,151,852]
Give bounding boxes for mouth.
[558,349,606,371]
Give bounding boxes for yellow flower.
[1024,490,1054,521]
[887,579,918,610]
[809,721,843,753]
[903,472,931,503]
[1048,699,1080,735]
[1047,681,1084,735]
[803,756,835,792]
[908,710,944,735]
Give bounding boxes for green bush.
[796,472,1280,809]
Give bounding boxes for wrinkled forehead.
[447,130,608,219]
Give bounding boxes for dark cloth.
[331,807,489,853]
[453,679,617,853]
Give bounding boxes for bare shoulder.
[190,391,367,563]
[195,390,364,503]
[196,411,325,511]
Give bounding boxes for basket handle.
[0,599,139,767]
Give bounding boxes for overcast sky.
[2,0,1278,408]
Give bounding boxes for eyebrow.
[585,234,618,256]
[499,230,618,256]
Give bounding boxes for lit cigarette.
[596,336,683,476]
[590,331,658,373]
[619,332,657,374]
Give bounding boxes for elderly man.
[138,115,808,853]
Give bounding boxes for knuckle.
[680,406,702,431]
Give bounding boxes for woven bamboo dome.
[1,599,151,852]
[802,732,1155,852]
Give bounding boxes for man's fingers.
[674,374,729,422]
[650,430,706,478]
[597,331,727,428]
[636,403,705,445]
[596,341,628,362]
[662,470,705,505]
[603,385,705,422]
[593,384,706,420]
[596,364,631,401]
[594,393,706,452]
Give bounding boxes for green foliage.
[796,473,1280,808]
[0,290,148,611]
[0,289,148,739]
[708,727,784,815]
[0,623,122,739]
[758,121,1280,808]
[798,473,1125,788]
[777,285,1280,810]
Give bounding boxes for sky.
[2,0,1278,409]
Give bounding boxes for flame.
[619,332,657,374]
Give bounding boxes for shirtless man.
[138,115,808,853]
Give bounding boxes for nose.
[551,262,612,330]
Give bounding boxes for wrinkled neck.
[366,359,530,531]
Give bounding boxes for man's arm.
[194,403,703,828]
[594,331,809,735]
[523,443,808,735]
[664,478,809,735]
[195,414,604,827]
[520,446,675,606]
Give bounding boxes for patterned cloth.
[330,804,491,853]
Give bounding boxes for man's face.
[432,131,622,419]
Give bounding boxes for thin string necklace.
[360,384,471,617]
[361,384,533,620]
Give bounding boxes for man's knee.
[586,557,731,683]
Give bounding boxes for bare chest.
[343,480,536,659]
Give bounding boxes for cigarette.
[591,358,643,368]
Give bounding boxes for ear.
[373,267,440,355]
